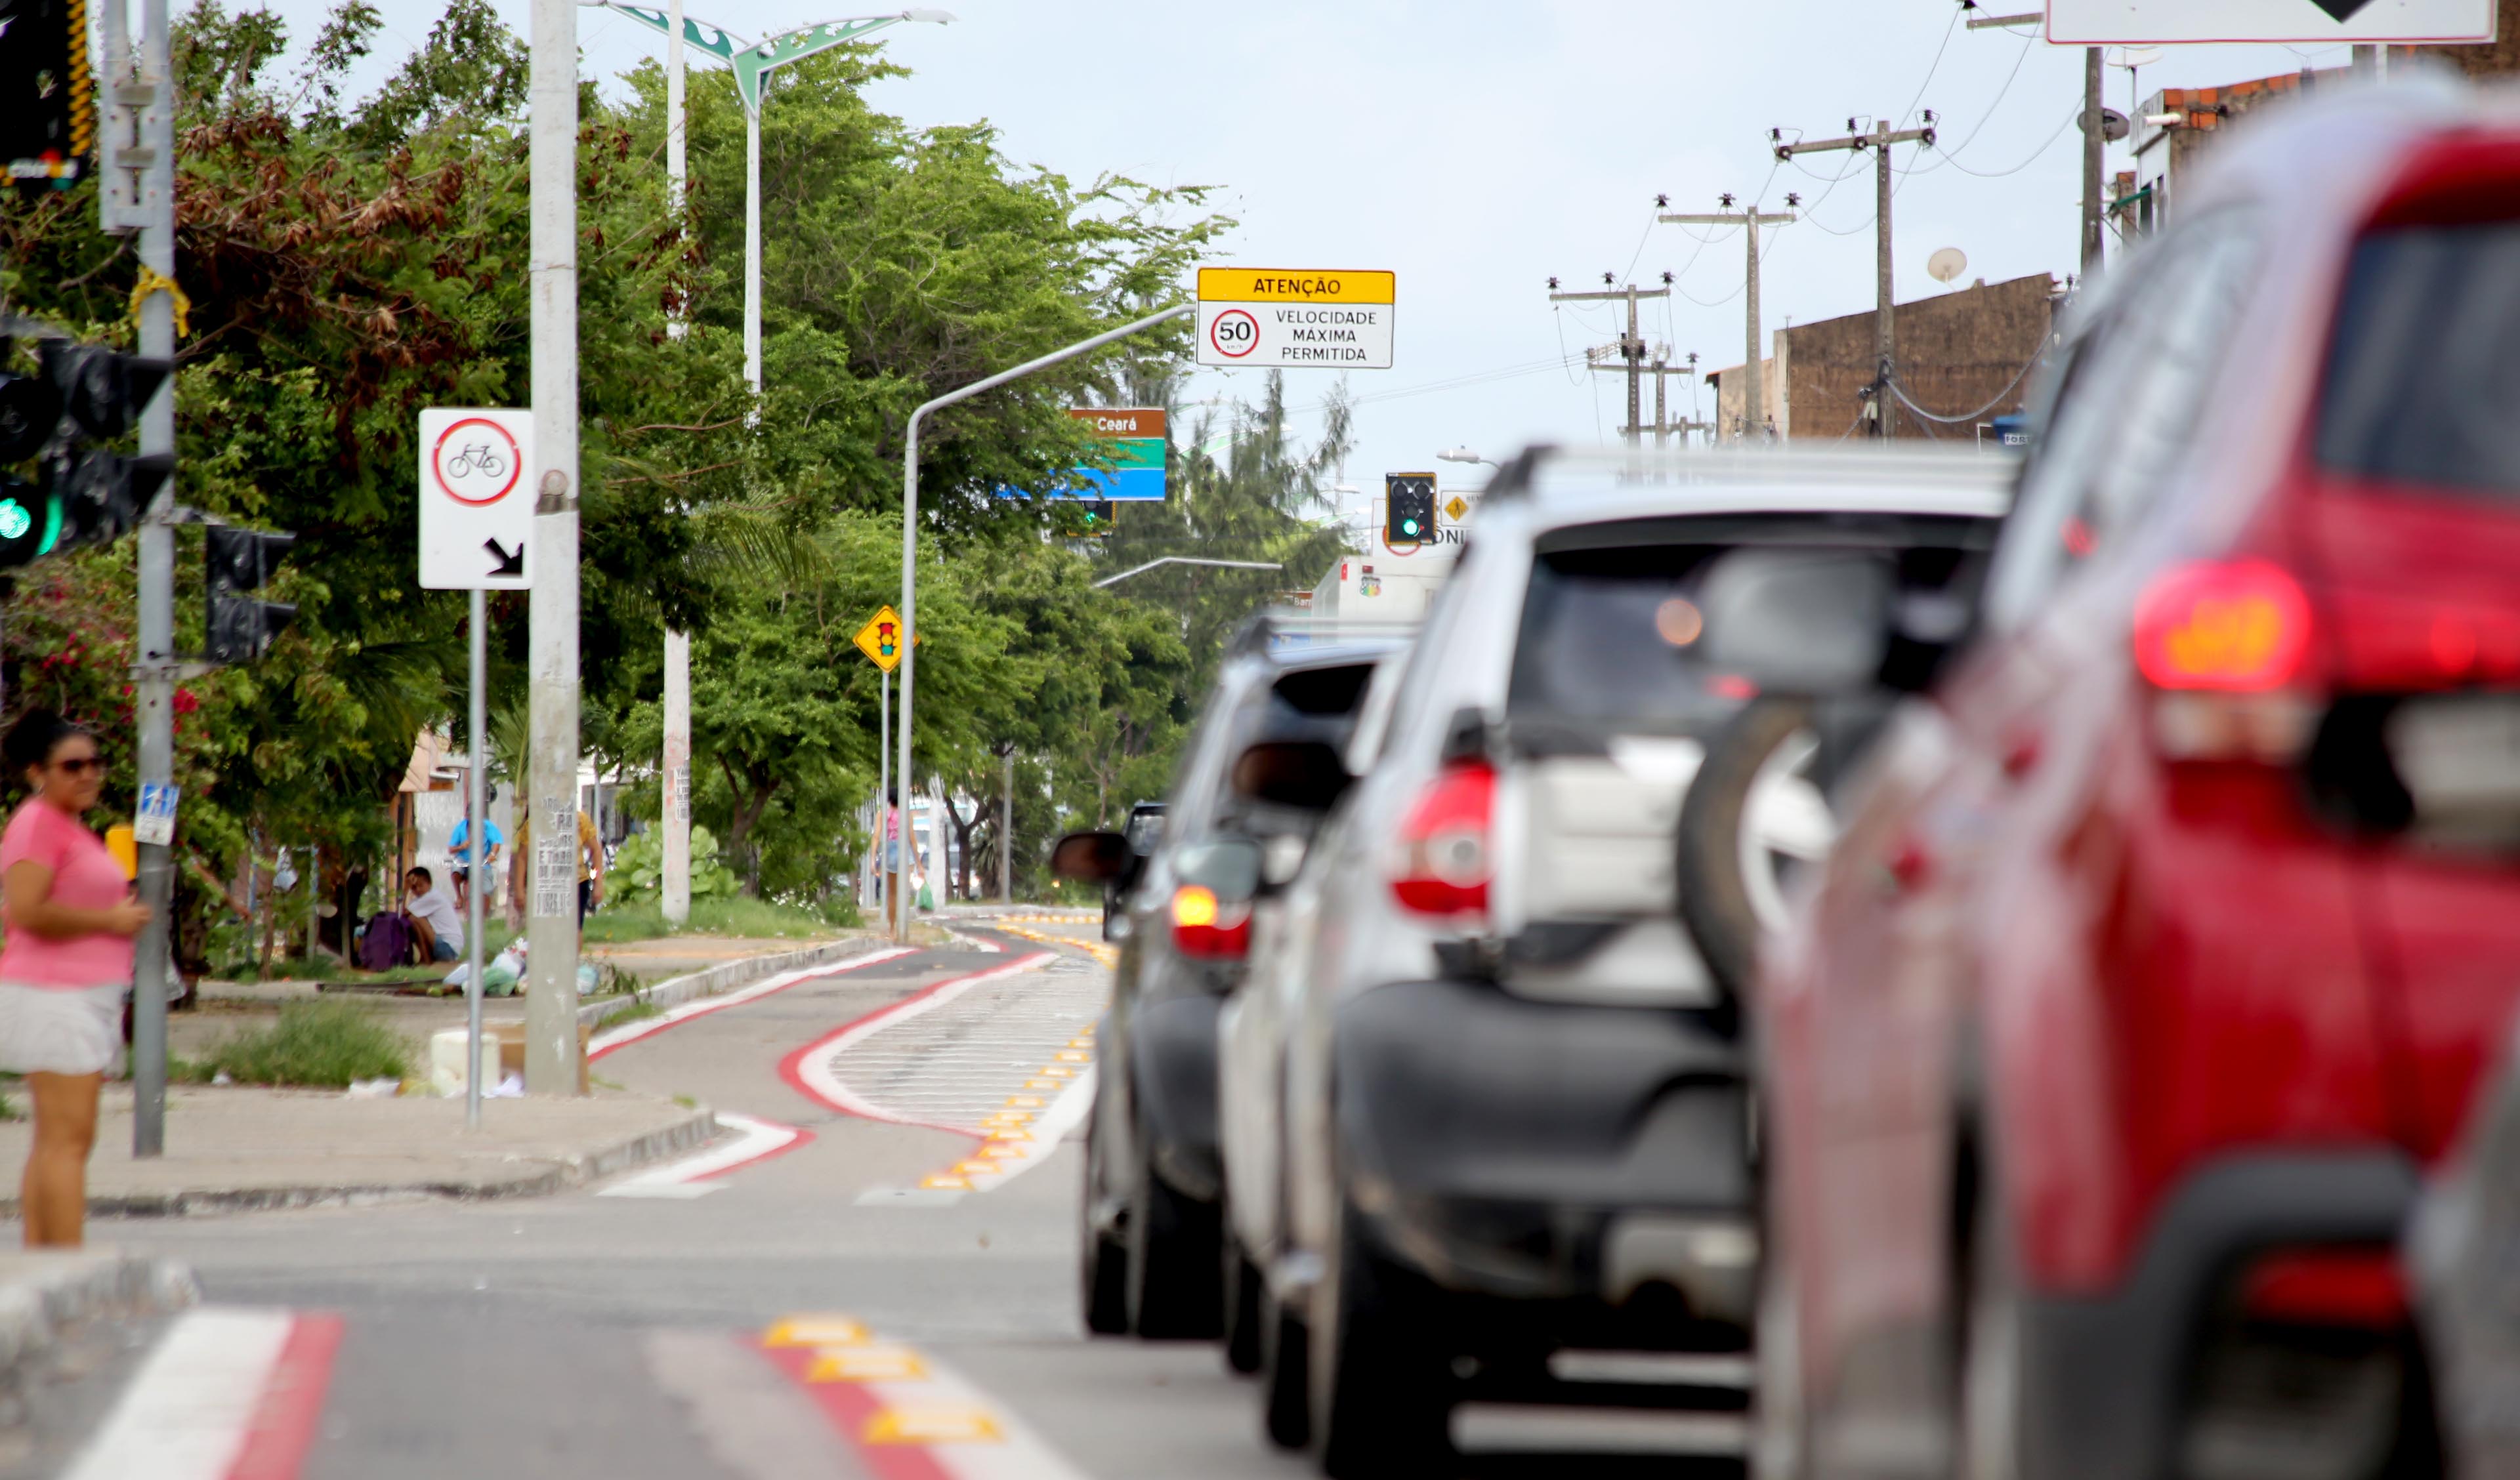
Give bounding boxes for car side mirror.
[1699,549,1896,696]
[1232,739,1353,813]
[1049,830,1131,883]
[1174,837,1263,902]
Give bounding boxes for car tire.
[1125,1136,1225,1340]
[1222,1226,1265,1375]
[1080,1106,1130,1336]
[1676,697,1822,1000]
[1309,1194,1454,1478]
[1259,1284,1311,1449]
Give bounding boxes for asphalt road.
[54,915,1742,1479]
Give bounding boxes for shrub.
[185,1000,411,1088]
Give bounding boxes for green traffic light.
[0,501,29,541]
[1401,519,1419,535]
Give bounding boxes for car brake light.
[1389,762,1494,922]
[2240,1248,2404,1328]
[1170,884,1250,959]
[2133,560,2313,693]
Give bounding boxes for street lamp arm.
[892,299,1196,941]
[1093,558,1282,590]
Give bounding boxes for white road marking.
[783,953,1055,1131]
[598,1113,808,1199]
[587,947,915,1060]
[63,1308,295,1480]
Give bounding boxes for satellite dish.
[1927,247,1969,285]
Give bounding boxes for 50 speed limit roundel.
[1208,309,1259,360]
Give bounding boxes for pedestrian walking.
[0,712,150,1248]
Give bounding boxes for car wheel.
[1675,697,1832,1000]
[1259,1283,1310,1449]
[1309,1194,1454,1478]
[1222,1225,1265,1375]
[1125,1136,1224,1340]
[1080,1105,1129,1336]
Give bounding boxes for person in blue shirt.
[448,798,504,915]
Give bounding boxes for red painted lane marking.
[224,1315,344,1480]
[777,953,1055,1136]
[588,947,915,1061]
[757,1344,958,1480]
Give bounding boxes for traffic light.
[1064,497,1114,533]
[1385,472,1437,546]
[0,0,93,194]
[205,527,296,663]
[0,337,171,569]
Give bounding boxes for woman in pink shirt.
[0,713,150,1247]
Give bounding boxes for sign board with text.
[1071,407,1167,501]
[2046,0,2495,43]
[417,407,536,590]
[1195,269,1395,370]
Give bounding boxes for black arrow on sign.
[484,538,525,577]
[2310,0,2378,18]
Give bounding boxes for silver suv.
[1217,446,2011,1474]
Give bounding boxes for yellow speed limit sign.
[1194,268,1394,371]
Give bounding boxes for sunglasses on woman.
[52,758,104,776]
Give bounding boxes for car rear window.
[1271,662,1376,718]
[1509,516,1995,739]
[2319,220,2520,496]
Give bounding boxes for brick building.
[1708,272,2061,443]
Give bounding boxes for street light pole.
[1091,558,1282,590]
[896,302,1194,942]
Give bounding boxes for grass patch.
[581,894,845,944]
[177,1000,412,1088]
[598,1000,664,1028]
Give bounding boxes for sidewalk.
[2,1085,715,1218]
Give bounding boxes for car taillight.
[2240,1248,2404,1328]
[1170,884,1250,959]
[1389,762,1494,922]
[2135,561,2322,762]
[2134,560,2313,693]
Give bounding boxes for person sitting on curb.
[402,866,463,964]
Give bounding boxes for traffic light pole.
[130,0,177,1159]
[896,300,1192,943]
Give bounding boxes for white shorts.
[0,981,127,1077]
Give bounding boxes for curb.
[577,936,897,1031]
[0,1252,198,1405]
[56,1105,720,1219]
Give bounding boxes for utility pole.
[96,0,180,1156]
[526,0,585,1092]
[1547,274,1670,446]
[1774,116,1936,438]
[999,745,1013,904]
[1660,196,1797,442]
[660,0,692,928]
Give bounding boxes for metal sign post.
[419,407,536,1121]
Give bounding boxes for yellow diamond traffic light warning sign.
[854,605,906,672]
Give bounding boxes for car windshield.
[2318,219,2520,496]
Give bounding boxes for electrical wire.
[1896,5,1962,132]
[1887,350,2045,425]
[1931,100,2082,178]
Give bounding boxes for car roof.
[1482,445,2016,531]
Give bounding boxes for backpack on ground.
[358,913,415,972]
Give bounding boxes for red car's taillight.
[1170,884,1250,959]
[2135,561,2322,763]
[2134,560,2313,693]
[2240,1248,2404,1328]
[1389,762,1495,922]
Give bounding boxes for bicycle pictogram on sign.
[430,417,525,507]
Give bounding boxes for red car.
[1750,82,2520,1480]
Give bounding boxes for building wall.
[1780,273,2058,442]
[2445,0,2520,77]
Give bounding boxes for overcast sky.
[234,0,2375,525]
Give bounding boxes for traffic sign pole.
[465,587,486,1130]
[129,0,177,1159]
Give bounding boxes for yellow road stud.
[920,1174,973,1191]
[763,1315,870,1348]
[864,1407,1004,1445]
[807,1346,927,1382]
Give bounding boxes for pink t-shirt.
[0,801,135,988]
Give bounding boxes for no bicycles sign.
[418,407,536,590]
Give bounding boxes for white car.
[1212,445,2013,1475]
